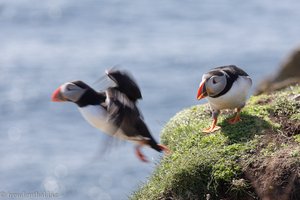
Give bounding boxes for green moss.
[132,85,300,200]
[291,113,300,120]
[290,148,300,157]
[260,142,278,156]
[273,97,300,117]
[294,135,300,144]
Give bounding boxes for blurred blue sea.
[1,0,300,199]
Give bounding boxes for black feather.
[106,69,142,102]
[105,88,161,152]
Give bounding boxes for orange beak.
[51,86,66,102]
[197,80,208,100]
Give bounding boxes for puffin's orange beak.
[51,86,66,102]
[197,80,208,100]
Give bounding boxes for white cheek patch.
[60,82,86,102]
[206,76,227,97]
[213,82,226,95]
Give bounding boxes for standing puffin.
[51,69,170,162]
[196,65,252,133]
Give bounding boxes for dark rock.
[255,47,300,95]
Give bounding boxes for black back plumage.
[105,88,161,151]
[105,70,161,151]
[207,65,249,98]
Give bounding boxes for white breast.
[78,105,133,141]
[78,105,115,135]
[207,76,252,110]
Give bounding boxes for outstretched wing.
[104,88,155,143]
[106,69,142,102]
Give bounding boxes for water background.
[1,0,300,199]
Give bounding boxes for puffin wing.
[104,88,150,141]
[106,69,142,102]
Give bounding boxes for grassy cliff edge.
[132,85,300,200]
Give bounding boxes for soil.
[243,135,300,200]
[242,97,300,200]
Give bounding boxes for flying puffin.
[51,69,170,162]
[196,65,252,133]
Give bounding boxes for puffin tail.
[157,144,171,155]
[148,140,171,155]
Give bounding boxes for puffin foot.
[228,108,242,124]
[202,125,221,133]
[157,144,171,155]
[228,116,241,124]
[135,146,148,162]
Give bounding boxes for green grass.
[131,85,300,200]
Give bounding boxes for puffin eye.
[66,85,72,91]
[212,78,217,84]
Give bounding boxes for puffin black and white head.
[197,65,252,133]
[51,70,170,162]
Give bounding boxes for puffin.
[51,69,170,162]
[196,65,252,133]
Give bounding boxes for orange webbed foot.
[228,115,241,124]
[135,146,148,162]
[202,125,221,133]
[228,108,242,124]
[202,117,220,133]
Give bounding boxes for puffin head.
[51,81,89,103]
[197,74,227,100]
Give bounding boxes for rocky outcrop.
[255,47,300,95]
[132,85,300,200]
